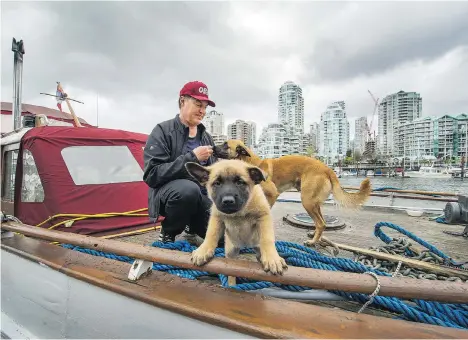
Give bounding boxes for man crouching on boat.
[143,81,224,246]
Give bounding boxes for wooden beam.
[2,221,468,304]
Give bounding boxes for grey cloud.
[1,1,274,107]
[1,1,467,138]
[303,2,468,83]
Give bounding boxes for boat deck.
[114,199,468,318]
[117,200,468,262]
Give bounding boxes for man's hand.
[193,145,213,162]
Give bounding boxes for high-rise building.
[319,101,350,164]
[455,114,468,159]
[202,110,224,135]
[256,123,290,159]
[227,119,256,148]
[309,123,320,153]
[378,90,422,156]
[278,81,304,154]
[433,115,460,159]
[393,113,468,159]
[354,117,368,154]
[395,116,433,158]
[202,110,226,145]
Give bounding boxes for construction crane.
[362,90,379,160]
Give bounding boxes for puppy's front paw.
[191,247,215,266]
[261,253,288,275]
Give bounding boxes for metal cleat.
[128,259,153,281]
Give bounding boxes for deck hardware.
[444,195,468,224]
[128,259,153,281]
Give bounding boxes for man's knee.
[165,179,202,205]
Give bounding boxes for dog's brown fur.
[213,140,372,246]
[185,159,287,279]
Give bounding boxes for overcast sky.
[2,1,468,140]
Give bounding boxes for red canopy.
[14,126,163,236]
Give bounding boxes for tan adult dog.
[213,140,372,247]
[185,159,287,283]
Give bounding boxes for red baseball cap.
[179,81,216,107]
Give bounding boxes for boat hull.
[1,249,251,339]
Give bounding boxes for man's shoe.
[158,230,175,243]
[185,225,195,235]
[184,225,204,247]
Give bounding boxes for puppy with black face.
[185,159,287,278]
[213,140,280,208]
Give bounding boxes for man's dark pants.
[158,179,223,245]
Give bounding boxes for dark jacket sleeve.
[143,124,199,188]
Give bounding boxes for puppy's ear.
[247,166,267,185]
[236,145,251,157]
[185,162,210,184]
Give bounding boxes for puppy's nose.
[221,195,235,206]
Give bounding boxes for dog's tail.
[327,169,372,209]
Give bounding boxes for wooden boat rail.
[4,233,468,339]
[2,221,468,305]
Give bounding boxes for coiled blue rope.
[61,222,468,330]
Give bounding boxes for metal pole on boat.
[12,38,25,131]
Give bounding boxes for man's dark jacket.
[143,114,217,221]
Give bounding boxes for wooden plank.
[334,242,468,280]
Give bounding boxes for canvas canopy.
[14,126,163,236]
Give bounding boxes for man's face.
[180,96,208,126]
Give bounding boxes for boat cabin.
[1,105,162,236]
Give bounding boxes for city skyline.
[199,85,467,162]
[1,2,467,139]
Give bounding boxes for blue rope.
[60,222,468,330]
[435,216,449,224]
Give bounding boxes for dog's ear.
[185,162,210,184]
[247,166,267,185]
[236,145,251,157]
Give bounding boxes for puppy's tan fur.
[214,140,372,247]
[185,159,287,279]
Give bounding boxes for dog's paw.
[261,253,288,275]
[304,239,318,247]
[304,238,340,255]
[191,247,215,266]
